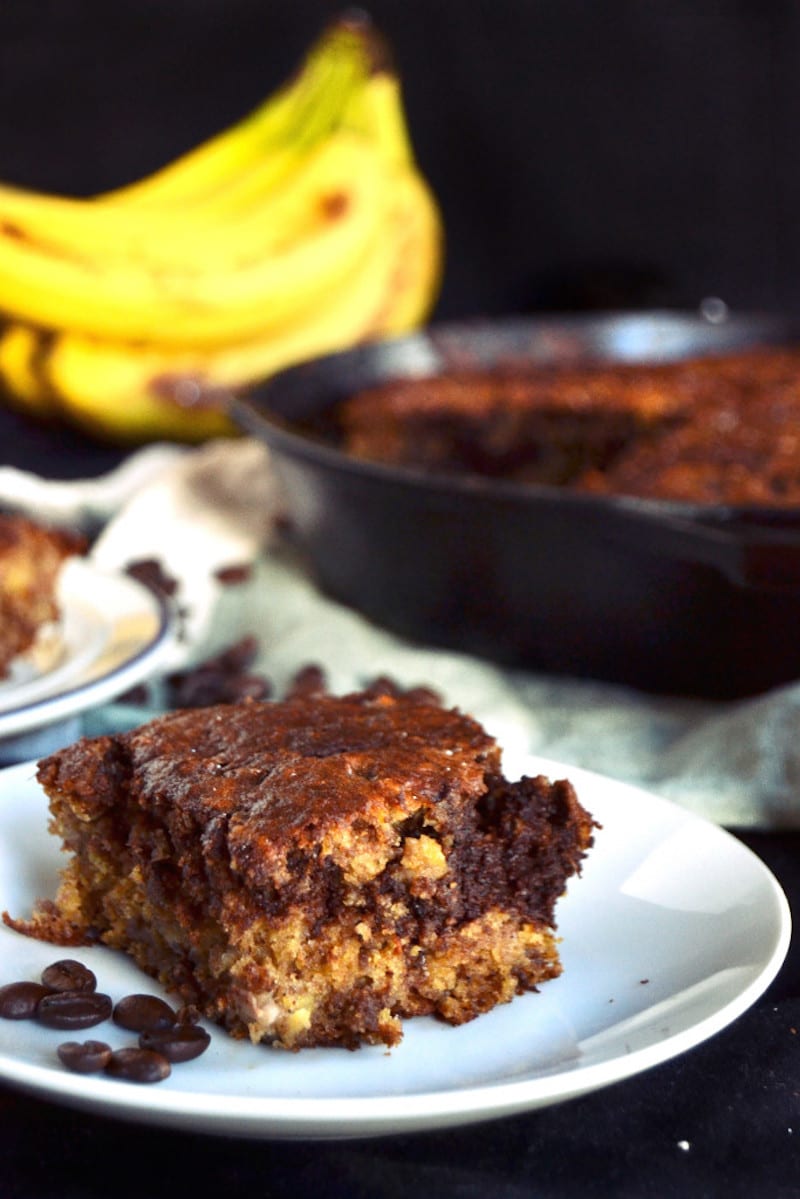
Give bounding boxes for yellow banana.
[335,64,443,333]
[0,37,378,268]
[0,14,443,444]
[0,131,385,344]
[370,170,443,336]
[103,13,383,210]
[38,161,441,442]
[342,70,416,169]
[320,59,443,335]
[0,119,380,275]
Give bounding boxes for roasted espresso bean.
[105,1047,171,1084]
[115,683,151,706]
[139,1023,211,1063]
[204,634,260,673]
[214,563,252,586]
[36,990,112,1030]
[41,959,97,994]
[216,673,271,702]
[57,1040,112,1074]
[112,993,177,1033]
[125,558,178,598]
[0,981,53,1019]
[284,663,327,699]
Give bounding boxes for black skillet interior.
[232,311,800,699]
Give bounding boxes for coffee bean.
[285,663,327,699]
[214,563,252,586]
[105,1047,171,1084]
[57,1040,112,1074]
[0,981,53,1019]
[41,960,97,994]
[115,683,151,706]
[165,634,271,709]
[113,993,177,1033]
[205,635,260,673]
[139,1023,211,1063]
[217,673,271,702]
[36,990,113,1030]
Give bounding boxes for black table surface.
[2,411,799,1199]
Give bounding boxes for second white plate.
[0,557,174,740]
[0,753,790,1139]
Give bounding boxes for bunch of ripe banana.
[0,15,443,442]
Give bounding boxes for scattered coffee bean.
[284,663,328,699]
[0,981,53,1020]
[125,557,179,598]
[2,959,213,1086]
[113,993,177,1033]
[139,1023,211,1063]
[361,674,442,706]
[57,1040,113,1074]
[115,682,152,706]
[41,959,97,994]
[208,634,261,673]
[105,1047,171,1084]
[280,666,442,706]
[220,673,272,702]
[177,669,271,706]
[166,633,273,707]
[36,990,113,1030]
[214,563,252,586]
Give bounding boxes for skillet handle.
[608,507,800,592]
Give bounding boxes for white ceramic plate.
[0,557,174,740]
[0,754,790,1140]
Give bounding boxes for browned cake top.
[26,690,595,1013]
[339,347,800,422]
[37,692,501,859]
[340,364,689,424]
[333,347,800,504]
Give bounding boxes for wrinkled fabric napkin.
[2,438,800,829]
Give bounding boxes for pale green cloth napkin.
[4,439,800,829]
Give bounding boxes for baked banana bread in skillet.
[334,347,800,504]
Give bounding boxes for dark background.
[1,0,798,324]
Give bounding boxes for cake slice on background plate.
[0,512,85,678]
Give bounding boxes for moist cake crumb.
[5,691,595,1051]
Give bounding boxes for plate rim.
[0,754,791,1139]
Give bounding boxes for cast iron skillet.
[231,311,800,700]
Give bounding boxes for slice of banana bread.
[0,512,84,677]
[9,690,595,1050]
